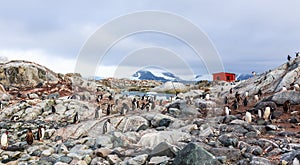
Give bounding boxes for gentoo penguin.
[287,55,292,61]
[245,91,249,98]
[245,111,252,123]
[73,112,79,124]
[151,100,155,110]
[10,115,19,122]
[294,84,300,91]
[232,100,238,110]
[95,106,100,119]
[121,103,128,115]
[0,101,3,110]
[224,96,228,104]
[224,106,231,116]
[283,100,291,113]
[1,131,8,150]
[282,86,287,92]
[106,104,111,116]
[254,95,259,103]
[51,105,56,114]
[115,99,119,106]
[26,128,34,145]
[258,109,262,119]
[293,154,300,165]
[37,126,45,141]
[205,94,210,101]
[132,98,137,110]
[264,107,271,121]
[103,119,111,134]
[257,89,262,97]
[243,97,248,106]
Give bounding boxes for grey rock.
[267,148,282,157]
[218,134,238,147]
[68,145,93,159]
[95,135,113,148]
[250,146,263,156]
[281,150,300,162]
[250,156,273,165]
[149,156,170,165]
[270,91,300,105]
[150,142,178,158]
[56,156,73,164]
[290,117,299,123]
[209,147,241,161]
[136,124,148,132]
[245,131,258,138]
[230,119,247,125]
[138,131,191,148]
[127,154,148,165]
[42,148,54,157]
[94,148,112,158]
[173,143,221,165]
[90,157,109,165]
[158,118,172,127]
[254,101,277,111]
[266,125,278,131]
[39,157,57,164]
[107,154,122,165]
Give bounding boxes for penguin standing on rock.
[95,106,100,119]
[232,100,238,110]
[73,112,80,124]
[245,111,252,123]
[1,131,8,150]
[264,107,271,121]
[103,119,111,134]
[243,97,248,106]
[258,109,262,119]
[254,95,259,103]
[224,106,231,116]
[287,55,292,61]
[51,105,56,114]
[0,100,3,110]
[37,126,45,141]
[283,100,291,113]
[224,96,228,104]
[26,128,34,145]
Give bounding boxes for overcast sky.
[1,1,300,79]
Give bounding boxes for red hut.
[213,72,236,82]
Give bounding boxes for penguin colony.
[223,86,295,124]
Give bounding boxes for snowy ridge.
[131,67,182,82]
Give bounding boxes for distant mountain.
[236,73,253,81]
[131,68,253,82]
[194,74,213,81]
[131,67,182,82]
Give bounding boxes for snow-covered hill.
[236,73,253,81]
[131,67,183,82]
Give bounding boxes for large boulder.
[209,147,241,162]
[255,101,277,110]
[114,116,149,132]
[138,131,191,148]
[150,142,178,158]
[173,143,221,165]
[0,60,58,87]
[194,99,217,110]
[142,113,174,128]
[269,91,300,105]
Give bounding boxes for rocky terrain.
[0,59,299,165]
